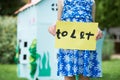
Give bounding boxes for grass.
[0,64,27,80]
[91,59,120,80]
[0,59,120,80]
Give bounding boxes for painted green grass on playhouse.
[0,59,120,80]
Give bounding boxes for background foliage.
[0,16,17,64]
[102,37,114,60]
[95,0,120,29]
[0,0,25,15]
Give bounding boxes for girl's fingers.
[96,30,103,40]
[48,25,56,36]
[96,33,99,40]
[52,25,56,36]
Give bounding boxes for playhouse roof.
[15,0,41,14]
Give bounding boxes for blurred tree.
[0,16,17,64]
[95,0,120,29]
[23,0,28,3]
[0,0,25,15]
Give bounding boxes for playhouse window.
[24,42,27,47]
[51,3,58,11]
[19,39,21,43]
[23,54,27,60]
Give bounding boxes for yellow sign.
[55,21,98,50]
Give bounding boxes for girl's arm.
[57,0,63,20]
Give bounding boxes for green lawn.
[91,59,120,80]
[0,59,120,80]
[0,64,27,80]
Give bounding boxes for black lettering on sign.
[70,29,76,38]
[56,29,61,39]
[56,29,95,40]
[62,31,68,37]
[80,31,85,39]
[86,32,94,40]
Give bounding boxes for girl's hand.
[48,24,56,36]
[96,28,103,40]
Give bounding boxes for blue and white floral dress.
[57,0,102,78]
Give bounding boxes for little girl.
[49,0,102,80]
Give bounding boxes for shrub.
[0,16,17,64]
[102,35,114,60]
[95,0,120,29]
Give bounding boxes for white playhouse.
[16,0,63,80]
